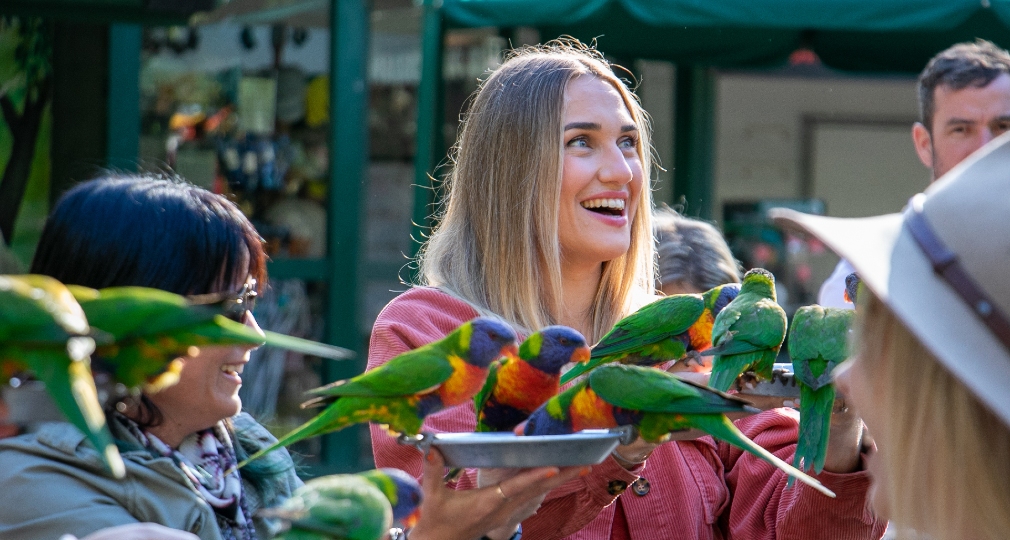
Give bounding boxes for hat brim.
[770,208,1010,428]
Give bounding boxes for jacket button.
[631,477,650,496]
[607,480,628,495]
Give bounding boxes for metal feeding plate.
[397,428,632,468]
[734,363,800,399]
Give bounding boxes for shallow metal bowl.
[409,430,625,468]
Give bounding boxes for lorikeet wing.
[474,358,503,432]
[560,294,704,384]
[74,286,352,392]
[0,275,125,478]
[304,338,457,399]
[260,474,393,540]
[789,305,854,482]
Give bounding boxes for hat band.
[904,194,1010,353]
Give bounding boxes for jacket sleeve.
[0,445,143,540]
[368,288,642,540]
[716,409,887,540]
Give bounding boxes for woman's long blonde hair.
[855,293,1010,540]
[416,40,655,342]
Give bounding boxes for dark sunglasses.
[188,278,258,322]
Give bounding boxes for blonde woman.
[370,40,885,540]
[774,133,1010,539]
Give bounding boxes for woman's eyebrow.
[564,121,600,131]
[621,124,638,133]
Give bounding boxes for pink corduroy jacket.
[367,287,887,540]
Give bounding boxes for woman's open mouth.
[580,198,626,217]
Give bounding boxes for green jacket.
[0,413,302,540]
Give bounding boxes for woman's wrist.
[611,448,650,469]
[480,524,522,540]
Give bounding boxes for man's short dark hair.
[918,40,1010,132]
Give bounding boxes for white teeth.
[580,198,626,210]
[221,364,244,375]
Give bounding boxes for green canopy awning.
[440,0,1010,71]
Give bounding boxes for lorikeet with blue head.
[358,467,423,529]
[69,285,353,393]
[704,269,787,392]
[522,363,834,497]
[0,274,124,478]
[238,317,518,468]
[476,325,590,433]
[788,305,854,486]
[559,283,740,385]
[259,472,400,540]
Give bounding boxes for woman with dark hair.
[0,175,299,540]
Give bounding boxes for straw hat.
[770,133,1010,428]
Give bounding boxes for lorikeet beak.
[501,343,520,359]
[570,345,591,364]
[513,420,528,436]
[403,508,421,529]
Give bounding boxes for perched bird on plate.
[704,269,787,392]
[559,283,740,385]
[476,325,590,433]
[259,472,401,540]
[0,274,123,478]
[238,317,518,468]
[788,305,854,485]
[70,285,353,393]
[522,364,834,497]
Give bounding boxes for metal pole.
[672,65,715,219]
[106,23,141,170]
[323,0,370,472]
[409,0,444,275]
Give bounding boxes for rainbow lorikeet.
[476,325,590,433]
[358,468,423,528]
[69,285,353,393]
[559,283,740,385]
[0,274,124,478]
[523,364,834,497]
[788,305,854,486]
[238,317,518,468]
[704,269,787,392]
[260,468,414,540]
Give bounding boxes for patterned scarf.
[116,414,258,540]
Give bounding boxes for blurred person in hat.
[819,39,1010,309]
[772,132,1010,540]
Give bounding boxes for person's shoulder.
[374,286,479,333]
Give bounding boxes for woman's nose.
[598,144,634,186]
[243,311,267,341]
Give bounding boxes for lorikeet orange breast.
[475,326,589,432]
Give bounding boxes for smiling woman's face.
[144,273,265,447]
[558,75,644,271]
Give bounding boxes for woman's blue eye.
[620,137,637,149]
[567,137,589,148]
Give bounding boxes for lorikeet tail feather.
[708,353,757,392]
[690,414,835,498]
[790,383,836,486]
[559,356,603,385]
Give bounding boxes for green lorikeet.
[259,473,395,540]
[522,364,834,497]
[358,468,423,528]
[476,325,590,432]
[704,269,787,392]
[788,305,854,485]
[70,285,353,393]
[0,274,125,478]
[238,317,518,468]
[559,284,740,385]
